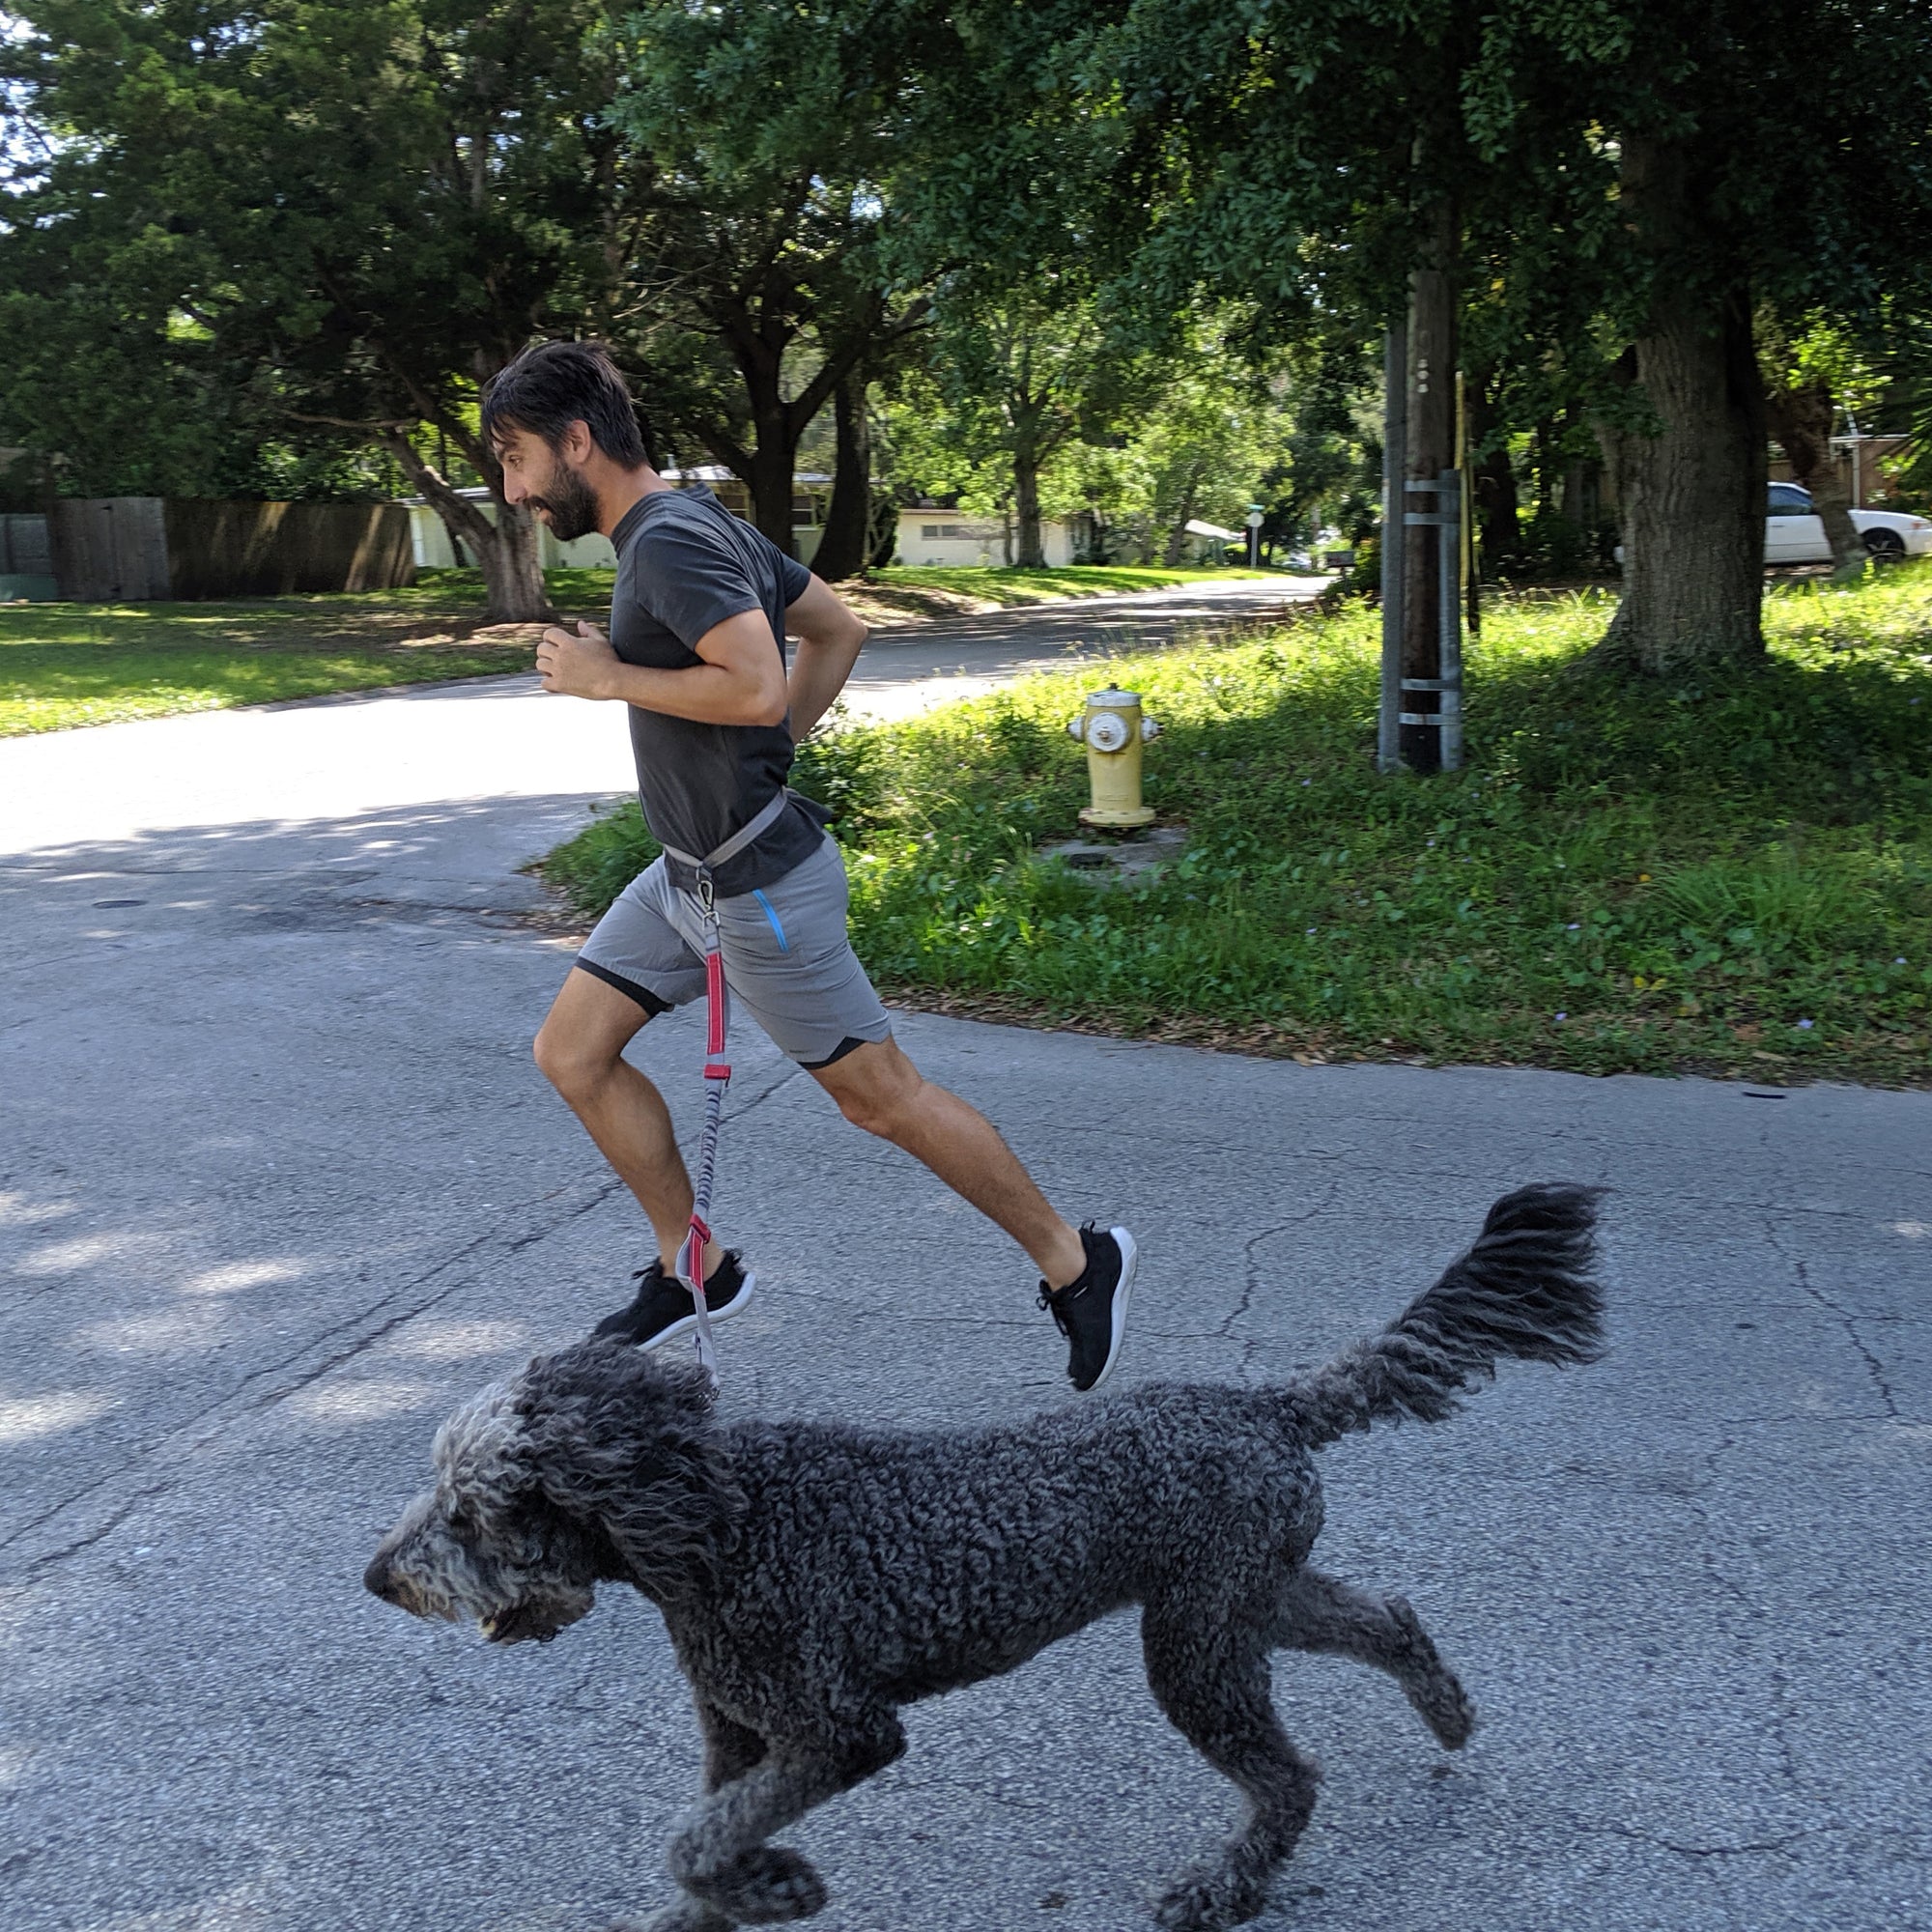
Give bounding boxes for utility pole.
[1397,202,1463,775]
[1378,323,1406,774]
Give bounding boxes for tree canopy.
[4,0,1931,657]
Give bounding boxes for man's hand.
[536,620,623,700]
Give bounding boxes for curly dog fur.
[367,1183,1604,1930]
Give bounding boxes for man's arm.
[784,575,869,740]
[535,611,789,726]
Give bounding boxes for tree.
[606,0,933,557]
[1757,309,1881,580]
[940,0,1932,673]
[3,1,630,620]
[920,279,1129,567]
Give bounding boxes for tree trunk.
[745,407,798,558]
[387,435,553,623]
[1161,473,1202,566]
[1597,139,1766,673]
[1765,379,1864,579]
[1559,456,1602,529]
[1013,440,1045,568]
[811,376,872,582]
[1465,371,1520,573]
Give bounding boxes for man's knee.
[832,1084,901,1138]
[533,1015,616,1099]
[822,1044,922,1140]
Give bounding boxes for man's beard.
[526,457,601,543]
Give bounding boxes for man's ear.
[515,1343,739,1600]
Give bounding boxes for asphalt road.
[2,581,1928,1932]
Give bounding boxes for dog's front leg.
[666,1711,905,1925]
[697,1699,770,1792]
[612,1709,774,1931]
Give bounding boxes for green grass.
[0,567,614,736]
[543,564,1932,1085]
[0,561,1267,735]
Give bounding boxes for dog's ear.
[514,1341,742,1601]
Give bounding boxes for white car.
[1766,482,1932,564]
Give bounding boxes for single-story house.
[894,511,1085,567]
[1181,518,1245,564]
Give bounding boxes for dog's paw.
[703,1845,828,1923]
[1419,1670,1478,1750]
[1151,1865,1270,1932]
[1388,1596,1478,1749]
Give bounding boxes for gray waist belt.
[657,787,794,878]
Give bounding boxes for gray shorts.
[574,835,893,1068]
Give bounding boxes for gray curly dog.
[366,1183,1604,1931]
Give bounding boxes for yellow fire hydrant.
[1067,688,1162,828]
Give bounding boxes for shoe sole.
[637,1269,759,1352]
[1084,1227,1137,1392]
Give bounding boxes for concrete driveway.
[2,582,1928,1932]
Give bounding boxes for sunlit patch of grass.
[0,570,616,734]
[543,564,1932,1084]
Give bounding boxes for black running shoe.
[1037,1224,1137,1392]
[591,1251,756,1350]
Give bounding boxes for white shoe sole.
[1085,1227,1137,1392]
[639,1269,758,1351]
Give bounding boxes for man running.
[484,341,1135,1390]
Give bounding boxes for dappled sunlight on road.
[179,1260,303,1296]
[0,1391,116,1442]
[285,1377,441,1423]
[378,1318,532,1360]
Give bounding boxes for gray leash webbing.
[661,790,793,1382]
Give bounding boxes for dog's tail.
[1290,1183,1605,1450]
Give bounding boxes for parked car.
[1766,483,1932,564]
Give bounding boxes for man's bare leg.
[810,1037,1088,1288]
[533,968,723,1279]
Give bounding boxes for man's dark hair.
[481,341,647,467]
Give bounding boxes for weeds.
[543,569,1932,1084]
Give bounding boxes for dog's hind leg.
[1272,1567,1475,1748]
[1142,1607,1319,1932]
[665,1706,905,1925]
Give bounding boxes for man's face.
[495,424,601,542]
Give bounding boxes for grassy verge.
[0,566,616,736]
[542,565,1932,1086]
[837,563,1280,627]
[0,562,1272,736]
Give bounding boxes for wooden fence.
[47,498,416,602]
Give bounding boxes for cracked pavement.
[3,644,1930,1932]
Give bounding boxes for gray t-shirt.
[609,487,829,896]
